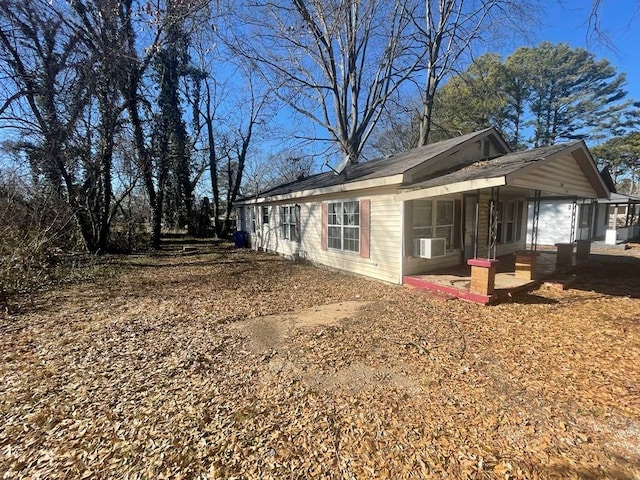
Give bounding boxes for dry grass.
[1,241,639,479]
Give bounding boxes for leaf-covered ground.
[1,241,639,479]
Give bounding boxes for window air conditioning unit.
[414,238,446,259]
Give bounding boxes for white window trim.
[249,206,257,234]
[328,200,360,253]
[497,200,524,244]
[412,199,454,250]
[281,205,299,242]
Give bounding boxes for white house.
[236,128,610,287]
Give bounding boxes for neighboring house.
[236,128,609,285]
[596,193,640,244]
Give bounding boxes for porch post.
[575,239,591,263]
[605,205,619,245]
[530,190,541,251]
[569,198,577,244]
[514,250,539,280]
[555,242,574,272]
[487,187,499,260]
[467,258,500,296]
[468,188,500,298]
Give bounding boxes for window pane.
[506,222,514,242]
[413,200,432,227]
[328,226,341,249]
[343,201,360,227]
[515,202,523,240]
[412,226,433,238]
[579,204,592,228]
[435,226,452,248]
[505,202,515,221]
[436,201,453,225]
[328,203,340,225]
[343,226,359,252]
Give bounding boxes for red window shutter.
[360,199,370,258]
[321,202,328,250]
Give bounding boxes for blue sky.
[541,0,640,101]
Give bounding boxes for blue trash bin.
[233,231,248,247]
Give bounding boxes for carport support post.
[467,258,500,296]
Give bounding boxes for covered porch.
[396,142,610,305]
[404,250,562,305]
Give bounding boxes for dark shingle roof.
[398,143,575,191]
[244,128,498,200]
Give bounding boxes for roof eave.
[394,176,507,201]
[236,173,405,205]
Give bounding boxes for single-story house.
[235,128,610,292]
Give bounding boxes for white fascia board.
[394,177,506,201]
[236,174,405,205]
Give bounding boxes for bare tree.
[0,0,112,250]
[232,0,424,163]
[415,0,536,146]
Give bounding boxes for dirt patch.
[230,300,369,353]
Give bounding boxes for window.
[435,201,454,248]
[262,206,269,225]
[412,199,454,249]
[328,201,360,252]
[578,204,593,228]
[497,200,524,243]
[281,205,299,241]
[249,207,256,233]
[412,200,433,238]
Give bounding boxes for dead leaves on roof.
[1,245,640,478]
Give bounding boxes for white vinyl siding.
[250,189,401,284]
[527,200,596,245]
[511,154,598,198]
